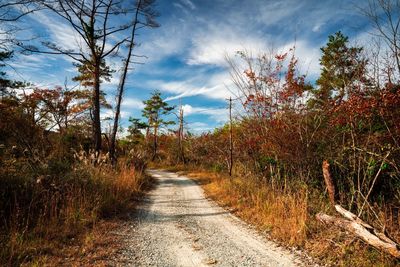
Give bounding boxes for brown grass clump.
[169,165,400,267]
[0,160,151,266]
[183,170,308,246]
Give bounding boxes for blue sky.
[7,0,372,134]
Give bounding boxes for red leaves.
[282,55,306,101]
[17,86,93,131]
[275,52,287,61]
[240,46,308,118]
[244,69,256,80]
[330,83,400,127]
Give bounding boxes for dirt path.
[114,169,305,266]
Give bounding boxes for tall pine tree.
[0,51,13,96]
[142,90,174,160]
[312,31,367,108]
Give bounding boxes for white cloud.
[312,22,325,32]
[8,54,52,72]
[180,0,196,10]
[182,104,228,123]
[134,20,189,63]
[29,11,86,54]
[101,109,130,120]
[187,25,269,66]
[186,122,213,133]
[277,40,321,78]
[157,71,234,101]
[101,109,114,120]
[103,95,144,112]
[122,97,145,109]
[255,0,306,26]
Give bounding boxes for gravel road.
[114,169,305,267]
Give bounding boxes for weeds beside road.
[160,164,400,267]
[0,158,151,266]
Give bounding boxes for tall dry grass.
[169,164,399,266]
[184,169,309,246]
[0,159,150,266]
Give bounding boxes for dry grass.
[178,169,308,246]
[164,165,400,267]
[0,161,152,266]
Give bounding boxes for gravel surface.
[113,169,306,267]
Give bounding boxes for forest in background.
[152,31,400,266]
[1,0,400,266]
[0,0,157,265]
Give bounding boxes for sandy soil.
[113,169,306,267]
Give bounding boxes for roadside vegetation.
[0,0,157,265]
[1,0,400,266]
[0,144,149,265]
[146,12,400,267]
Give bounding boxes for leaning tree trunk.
[318,160,400,258]
[178,106,186,164]
[317,208,400,258]
[93,62,102,154]
[109,0,142,166]
[152,126,158,161]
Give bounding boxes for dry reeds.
[188,170,309,246]
[0,159,149,265]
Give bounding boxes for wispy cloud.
[28,11,87,57]
[180,0,196,10]
[122,97,145,109]
[187,28,269,66]
[182,104,228,123]
[186,121,213,133]
[158,71,233,101]
[7,0,373,133]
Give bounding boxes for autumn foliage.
[156,34,400,265]
[0,85,150,265]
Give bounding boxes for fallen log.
[320,161,400,258]
[322,160,335,205]
[316,212,400,258]
[334,204,374,230]
[333,205,400,247]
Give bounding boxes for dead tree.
[228,96,233,176]
[359,0,400,79]
[317,207,400,258]
[322,160,335,204]
[109,0,159,166]
[177,101,186,164]
[19,0,138,153]
[318,160,400,258]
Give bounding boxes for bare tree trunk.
[318,157,400,258]
[152,125,158,161]
[93,61,102,153]
[178,104,186,164]
[228,96,233,176]
[316,211,400,258]
[322,160,335,204]
[110,0,142,166]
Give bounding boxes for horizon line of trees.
[0,0,160,166]
[135,3,400,257]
